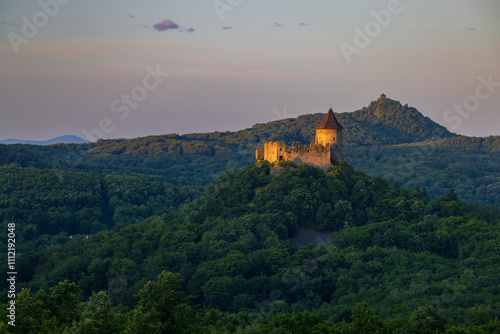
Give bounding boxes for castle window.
[297,150,299,153]
[280,148,282,151]
[333,137,336,141]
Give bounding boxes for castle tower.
[315,108,344,161]
[264,142,287,163]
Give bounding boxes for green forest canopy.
[1,163,499,333]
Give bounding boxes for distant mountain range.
[0,135,88,146]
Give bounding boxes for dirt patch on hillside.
[290,229,333,247]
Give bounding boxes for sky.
[0,0,499,141]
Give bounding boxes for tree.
[14,282,78,334]
[352,180,370,208]
[333,200,353,229]
[408,305,447,334]
[48,280,80,326]
[15,289,61,334]
[471,304,491,326]
[127,271,195,334]
[64,291,126,334]
[447,189,458,201]
[202,276,234,310]
[349,302,385,334]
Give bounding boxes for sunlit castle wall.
[264,142,287,162]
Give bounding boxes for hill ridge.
[0,135,88,146]
[88,96,459,156]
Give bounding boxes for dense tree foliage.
[0,166,200,254]
[346,145,500,206]
[1,164,499,332]
[435,136,500,150]
[0,141,254,187]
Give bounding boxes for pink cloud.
[153,19,179,31]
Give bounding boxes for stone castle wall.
[263,142,287,162]
[257,141,336,171]
[285,144,332,169]
[331,144,343,162]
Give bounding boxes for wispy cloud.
[153,19,179,32]
[222,26,233,30]
[465,27,476,31]
[273,22,284,28]
[179,27,195,33]
[126,15,135,19]
[298,22,309,26]
[1,21,16,26]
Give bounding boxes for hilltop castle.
[256,108,344,171]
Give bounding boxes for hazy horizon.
[1,0,499,141]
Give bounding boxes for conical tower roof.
[314,108,343,130]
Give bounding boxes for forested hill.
[1,97,499,205]
[88,97,456,155]
[343,97,456,146]
[2,163,500,333]
[217,97,455,148]
[431,135,500,150]
[0,97,499,331]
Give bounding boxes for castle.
[255,108,344,171]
